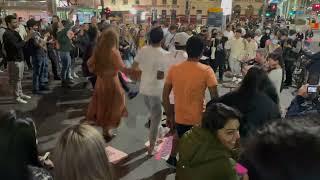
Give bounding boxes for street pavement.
[0,62,295,180]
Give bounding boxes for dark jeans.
[59,51,71,81]
[47,48,59,78]
[284,60,295,85]
[212,59,225,80]
[24,48,32,69]
[32,56,47,91]
[43,57,49,83]
[176,123,193,138]
[308,73,320,85]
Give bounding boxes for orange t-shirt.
[165,61,218,125]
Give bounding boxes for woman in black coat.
[207,66,281,138]
[0,110,53,180]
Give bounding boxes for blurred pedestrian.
[86,29,130,141]
[3,15,32,104]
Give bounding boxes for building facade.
[103,0,264,23]
[232,0,264,17]
[0,0,265,23]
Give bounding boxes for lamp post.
[100,0,104,15]
[261,0,268,29]
[186,0,191,24]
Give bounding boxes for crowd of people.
[0,9,320,180]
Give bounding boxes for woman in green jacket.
[176,103,244,180]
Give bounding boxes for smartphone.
[307,85,318,94]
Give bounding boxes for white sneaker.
[16,97,28,104]
[21,94,31,100]
[72,73,79,78]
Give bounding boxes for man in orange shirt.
[163,36,219,168]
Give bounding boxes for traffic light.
[266,3,277,18]
[312,4,320,11]
[269,3,277,12]
[289,11,295,16]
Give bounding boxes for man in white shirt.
[223,25,234,40]
[162,22,169,37]
[226,29,245,75]
[132,27,170,155]
[164,25,177,52]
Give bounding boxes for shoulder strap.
[174,51,179,58]
[169,33,176,44]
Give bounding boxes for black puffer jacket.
[207,91,281,138]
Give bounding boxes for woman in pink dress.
[86,28,129,141]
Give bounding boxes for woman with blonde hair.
[119,28,134,67]
[135,28,147,50]
[54,124,112,180]
[86,28,130,140]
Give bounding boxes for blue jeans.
[59,51,71,81]
[32,55,46,91]
[43,56,49,83]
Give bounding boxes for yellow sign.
[208,8,223,13]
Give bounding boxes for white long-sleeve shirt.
[223,30,234,40]
[268,68,283,95]
[226,37,246,60]
[164,32,176,52]
[16,24,27,40]
[246,40,258,60]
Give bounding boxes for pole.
[261,0,267,29]
[185,0,191,24]
[100,0,104,15]
[47,0,57,16]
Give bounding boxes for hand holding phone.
[307,85,319,94]
[298,84,309,98]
